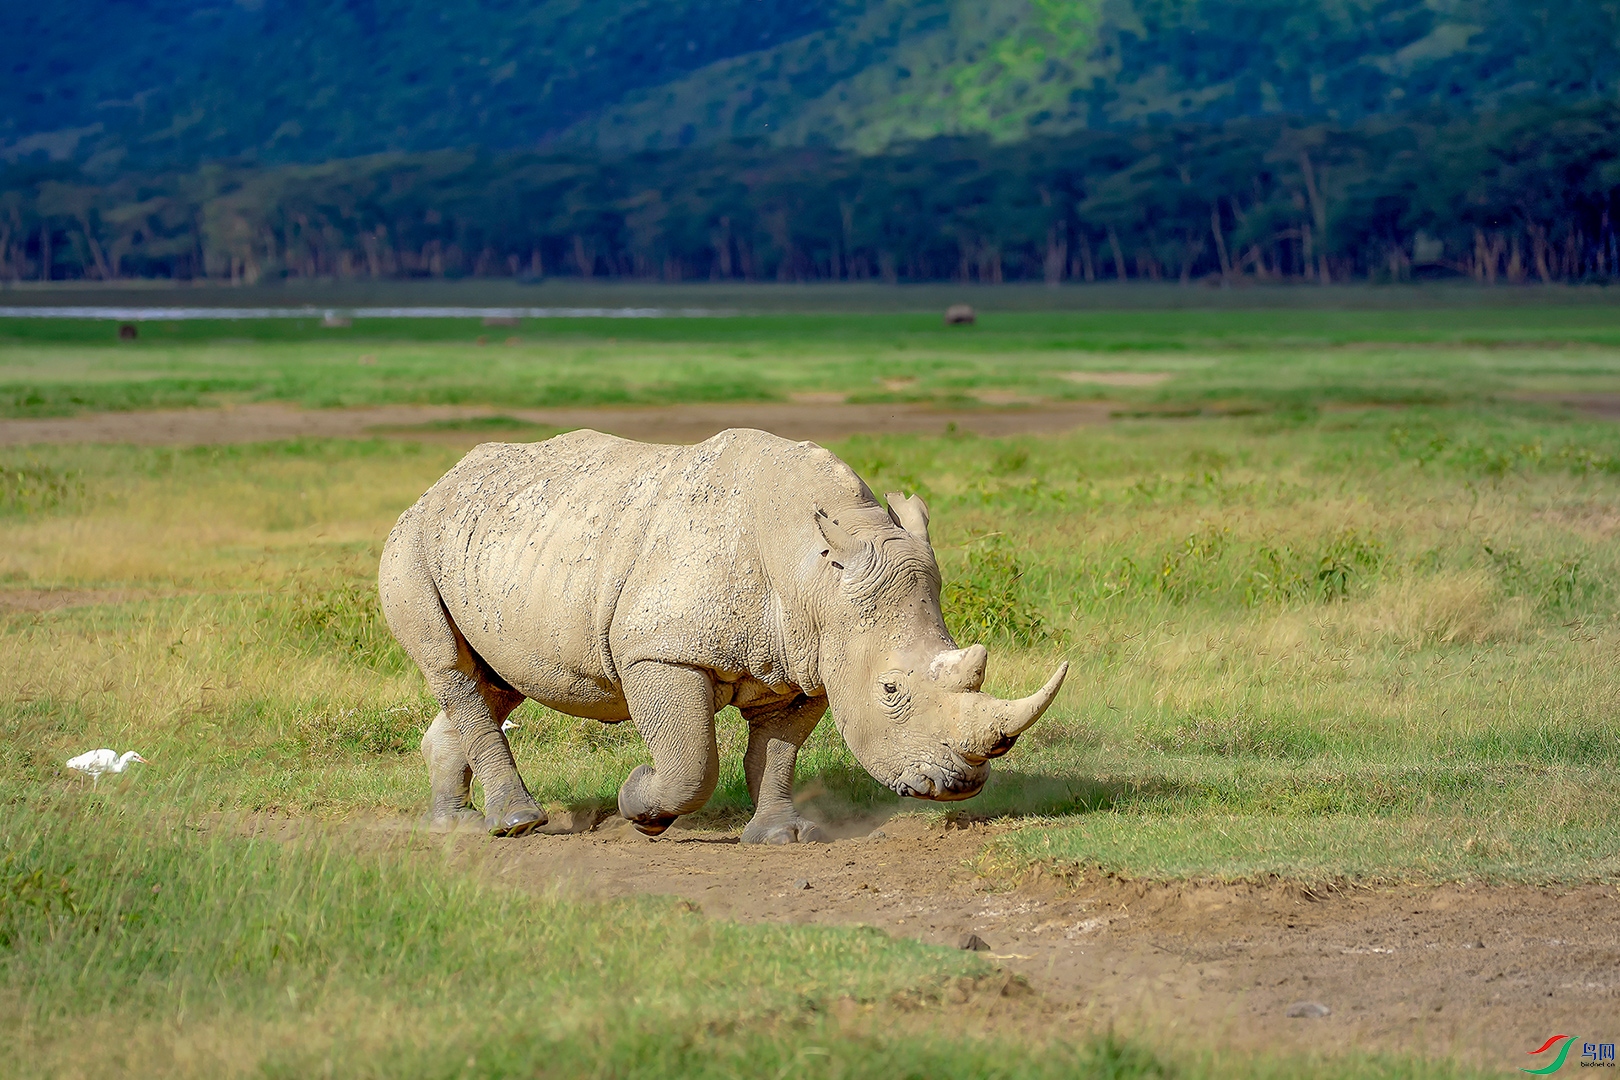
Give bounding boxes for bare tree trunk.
[839,202,854,282]
[1107,227,1127,280]
[1179,233,1206,285]
[1210,206,1231,281]
[1506,233,1525,283]
[572,235,593,278]
[1529,225,1552,283]
[1300,153,1328,234]
[1043,223,1067,285]
[77,220,113,280]
[879,250,897,284]
[1474,229,1505,284]
[1078,236,1096,282]
[1385,243,1410,282]
[711,216,733,279]
[985,247,1003,284]
[1246,245,1268,280]
[1302,222,1314,281]
[39,223,52,282]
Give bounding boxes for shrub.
[1484,542,1592,610]
[281,576,405,671]
[1154,523,1230,601]
[0,461,83,516]
[1314,528,1385,601]
[943,540,1047,646]
[287,703,426,756]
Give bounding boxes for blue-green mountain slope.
[565,0,1620,151]
[4,0,1619,167]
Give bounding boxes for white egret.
[67,749,149,785]
[501,717,520,736]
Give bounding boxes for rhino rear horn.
[884,492,931,545]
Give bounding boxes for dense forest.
[3,101,1618,286]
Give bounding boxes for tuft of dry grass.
[1333,571,1532,647]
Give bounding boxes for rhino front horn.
[956,661,1069,760]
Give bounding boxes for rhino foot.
[618,764,685,836]
[482,789,546,837]
[631,815,677,837]
[741,815,827,845]
[488,805,546,837]
[423,807,485,831]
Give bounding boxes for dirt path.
[0,588,162,613]
[0,400,1111,447]
[7,393,1618,448]
[255,812,1619,1071]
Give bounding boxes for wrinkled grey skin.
[379,428,1068,840]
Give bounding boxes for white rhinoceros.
[378,427,1068,840]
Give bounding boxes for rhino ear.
[885,492,931,546]
[813,506,861,570]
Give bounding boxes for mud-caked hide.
[379,427,1067,830]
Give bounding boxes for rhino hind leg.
[381,527,544,837]
[438,665,540,836]
[741,696,829,844]
[617,662,721,836]
[421,710,480,827]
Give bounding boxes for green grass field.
[4,291,1617,1077]
[5,284,1620,418]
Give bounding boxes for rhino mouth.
[890,758,989,800]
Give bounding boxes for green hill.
[562,0,1527,152]
[4,0,1617,167]
[0,0,838,166]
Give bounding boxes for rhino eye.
[882,681,898,695]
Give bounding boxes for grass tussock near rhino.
[2,394,1619,1076]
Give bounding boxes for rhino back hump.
[411,428,858,699]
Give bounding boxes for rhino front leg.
[741,696,828,844]
[617,662,721,836]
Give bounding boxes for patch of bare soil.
[1061,371,1174,388]
[0,400,1111,447]
[0,588,154,612]
[1512,391,1620,421]
[249,812,1620,1070]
